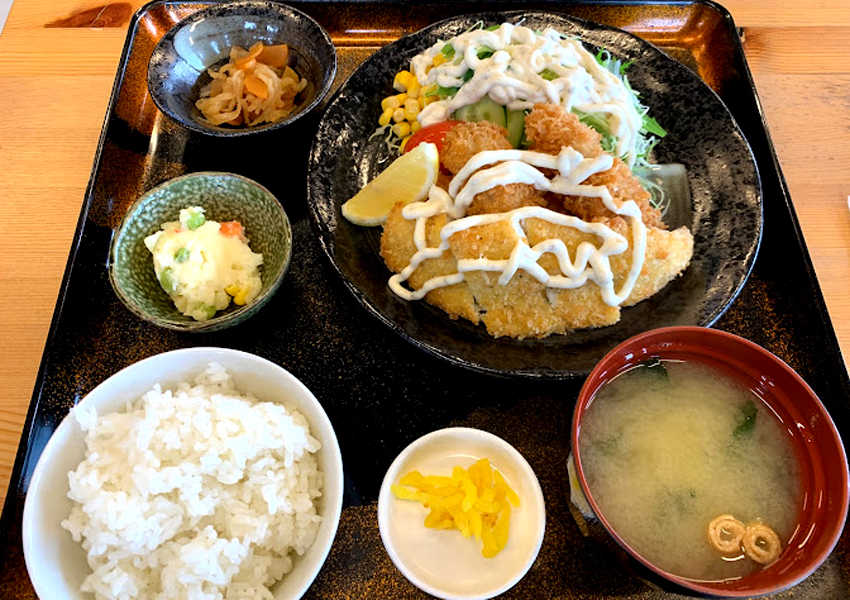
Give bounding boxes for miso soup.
[578,359,800,582]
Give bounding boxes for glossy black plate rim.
[306,10,763,380]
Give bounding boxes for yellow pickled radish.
[341,142,438,226]
[391,457,519,558]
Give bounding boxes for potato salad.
[144,206,263,321]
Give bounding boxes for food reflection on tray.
[16,3,849,600]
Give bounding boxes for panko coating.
[441,121,513,175]
[525,102,604,159]
[526,104,664,228]
[379,104,693,338]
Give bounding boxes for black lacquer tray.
[2,1,849,598]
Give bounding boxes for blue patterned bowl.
[109,172,292,331]
[148,0,336,136]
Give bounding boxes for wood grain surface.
[0,0,848,509]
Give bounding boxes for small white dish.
[22,347,344,600]
[378,427,545,600]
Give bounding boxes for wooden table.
[0,0,848,509]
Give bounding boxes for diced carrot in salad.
[219,221,244,238]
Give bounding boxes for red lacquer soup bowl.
[571,326,849,597]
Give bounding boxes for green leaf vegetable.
[733,400,759,438]
[640,356,669,381]
[440,42,455,60]
[425,84,460,98]
[444,43,667,200]
[585,49,669,211]
[539,68,559,81]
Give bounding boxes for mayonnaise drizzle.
[388,146,647,307]
[410,23,644,166]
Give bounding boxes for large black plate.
[307,10,762,379]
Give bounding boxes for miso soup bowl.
[570,326,849,597]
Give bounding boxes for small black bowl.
[148,0,336,136]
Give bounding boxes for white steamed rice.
[61,363,323,600]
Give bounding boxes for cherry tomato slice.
[404,120,461,154]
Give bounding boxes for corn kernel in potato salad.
[391,458,519,557]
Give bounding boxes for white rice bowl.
[22,348,343,600]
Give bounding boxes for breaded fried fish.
[378,103,693,339]
[526,103,665,229]
[384,210,692,338]
[441,121,548,216]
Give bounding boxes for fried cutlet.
[464,183,549,216]
[378,103,693,338]
[381,209,693,338]
[525,102,603,158]
[560,157,665,229]
[525,103,665,228]
[524,217,693,309]
[441,121,512,175]
[380,203,480,324]
[381,216,694,337]
[447,217,621,338]
[608,221,694,307]
[440,121,548,215]
[441,121,548,215]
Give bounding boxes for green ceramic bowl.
[109,172,292,332]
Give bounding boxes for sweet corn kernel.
[403,100,420,121]
[407,78,421,99]
[378,107,394,127]
[393,121,411,137]
[392,108,405,123]
[393,70,413,92]
[418,96,426,110]
[224,283,239,296]
[422,94,439,106]
[433,53,447,67]
[234,290,248,305]
[381,95,401,111]
[410,120,422,134]
[399,136,410,152]
[394,92,408,105]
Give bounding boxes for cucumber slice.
[452,96,506,128]
[506,109,526,148]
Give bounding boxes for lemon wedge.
[341,142,439,226]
